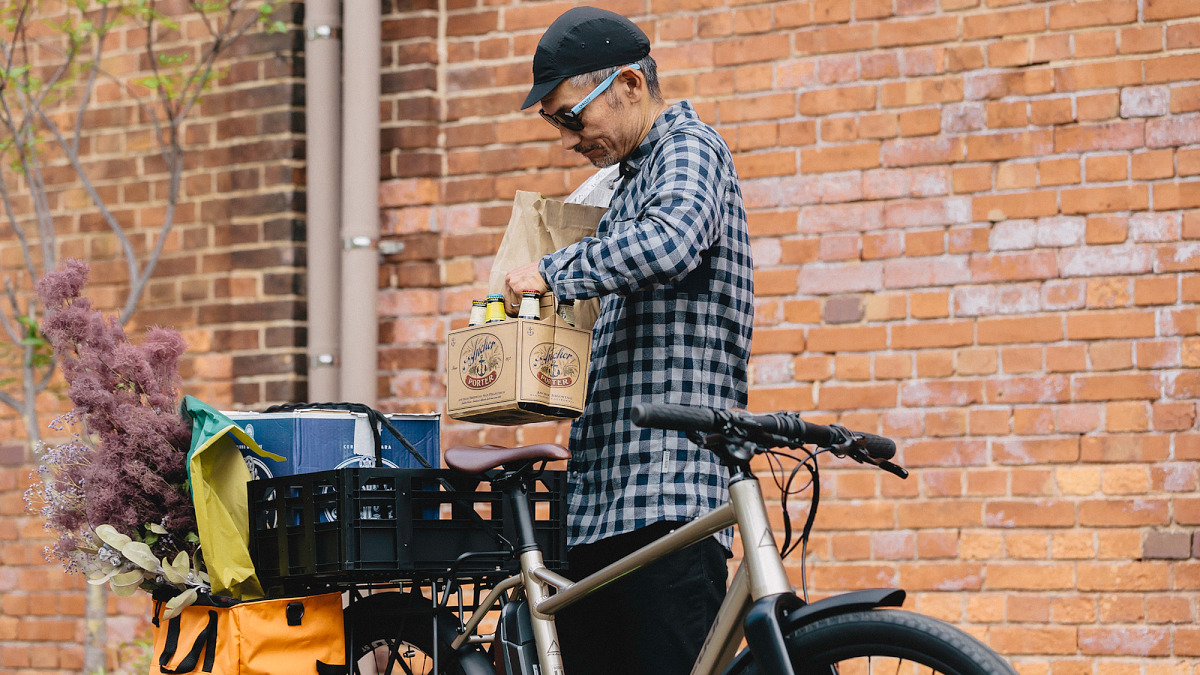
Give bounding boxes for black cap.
[521,7,651,110]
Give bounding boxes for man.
[503,7,754,674]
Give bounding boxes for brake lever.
[839,438,910,479]
[829,425,910,479]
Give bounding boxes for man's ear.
[617,67,646,104]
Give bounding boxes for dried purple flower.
[31,259,198,569]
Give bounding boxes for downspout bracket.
[306,25,341,41]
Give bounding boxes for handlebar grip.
[853,431,897,461]
[631,404,717,433]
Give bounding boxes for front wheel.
[344,592,494,675]
[729,609,1016,675]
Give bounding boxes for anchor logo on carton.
[528,342,580,388]
[460,333,504,389]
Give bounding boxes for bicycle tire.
[727,609,1016,675]
[344,592,493,675]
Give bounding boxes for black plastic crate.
[248,468,567,593]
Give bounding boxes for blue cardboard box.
[225,409,440,480]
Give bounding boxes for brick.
[970,250,1059,282]
[898,562,984,591]
[992,438,1080,465]
[1030,98,1074,126]
[987,562,1076,589]
[807,325,888,352]
[967,130,1053,162]
[880,77,965,107]
[1061,185,1150,214]
[1143,531,1192,559]
[1066,310,1157,339]
[978,316,1063,344]
[972,191,1057,221]
[1146,54,1200,85]
[1147,113,1200,148]
[952,165,992,192]
[1146,0,1200,19]
[988,39,1031,68]
[878,16,960,47]
[1055,121,1144,153]
[1079,562,1170,591]
[1076,92,1121,121]
[1049,0,1137,30]
[714,33,791,65]
[986,101,1027,128]
[794,24,875,55]
[800,143,881,173]
[985,375,1070,404]
[798,85,878,115]
[1074,30,1119,58]
[1153,181,1200,210]
[822,295,864,323]
[988,626,1078,655]
[1054,60,1143,92]
[962,7,1044,39]
[1084,153,1128,181]
[882,136,965,166]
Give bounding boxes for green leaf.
[163,587,199,620]
[121,541,160,571]
[111,570,146,587]
[95,524,132,550]
[147,523,168,535]
[185,532,200,544]
[110,577,144,597]
[87,569,120,585]
[162,555,187,585]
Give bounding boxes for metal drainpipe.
[339,0,381,405]
[304,0,343,401]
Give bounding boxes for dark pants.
[556,522,728,675]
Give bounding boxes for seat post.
[499,478,540,553]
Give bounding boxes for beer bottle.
[485,294,507,323]
[557,298,575,327]
[467,299,486,326]
[518,290,542,320]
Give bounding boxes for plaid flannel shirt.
[539,101,754,550]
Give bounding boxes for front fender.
[722,589,906,674]
[785,588,906,627]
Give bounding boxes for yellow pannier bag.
[150,592,346,675]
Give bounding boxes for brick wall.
[378,0,1200,667]
[4,0,1198,671]
[0,4,302,672]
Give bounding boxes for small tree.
[0,0,282,443]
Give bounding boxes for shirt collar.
[618,100,697,180]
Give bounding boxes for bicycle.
[336,403,1018,675]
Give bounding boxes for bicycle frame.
[448,475,792,675]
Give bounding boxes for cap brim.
[521,77,564,110]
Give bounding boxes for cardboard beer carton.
[446,294,591,425]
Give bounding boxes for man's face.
[540,77,640,169]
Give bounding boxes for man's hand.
[504,262,549,315]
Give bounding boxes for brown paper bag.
[488,191,606,332]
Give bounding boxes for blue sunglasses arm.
[570,63,642,115]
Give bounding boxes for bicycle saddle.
[444,443,571,474]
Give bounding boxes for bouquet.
[25,259,208,615]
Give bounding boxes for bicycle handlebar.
[631,403,904,476]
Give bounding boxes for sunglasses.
[539,63,642,132]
